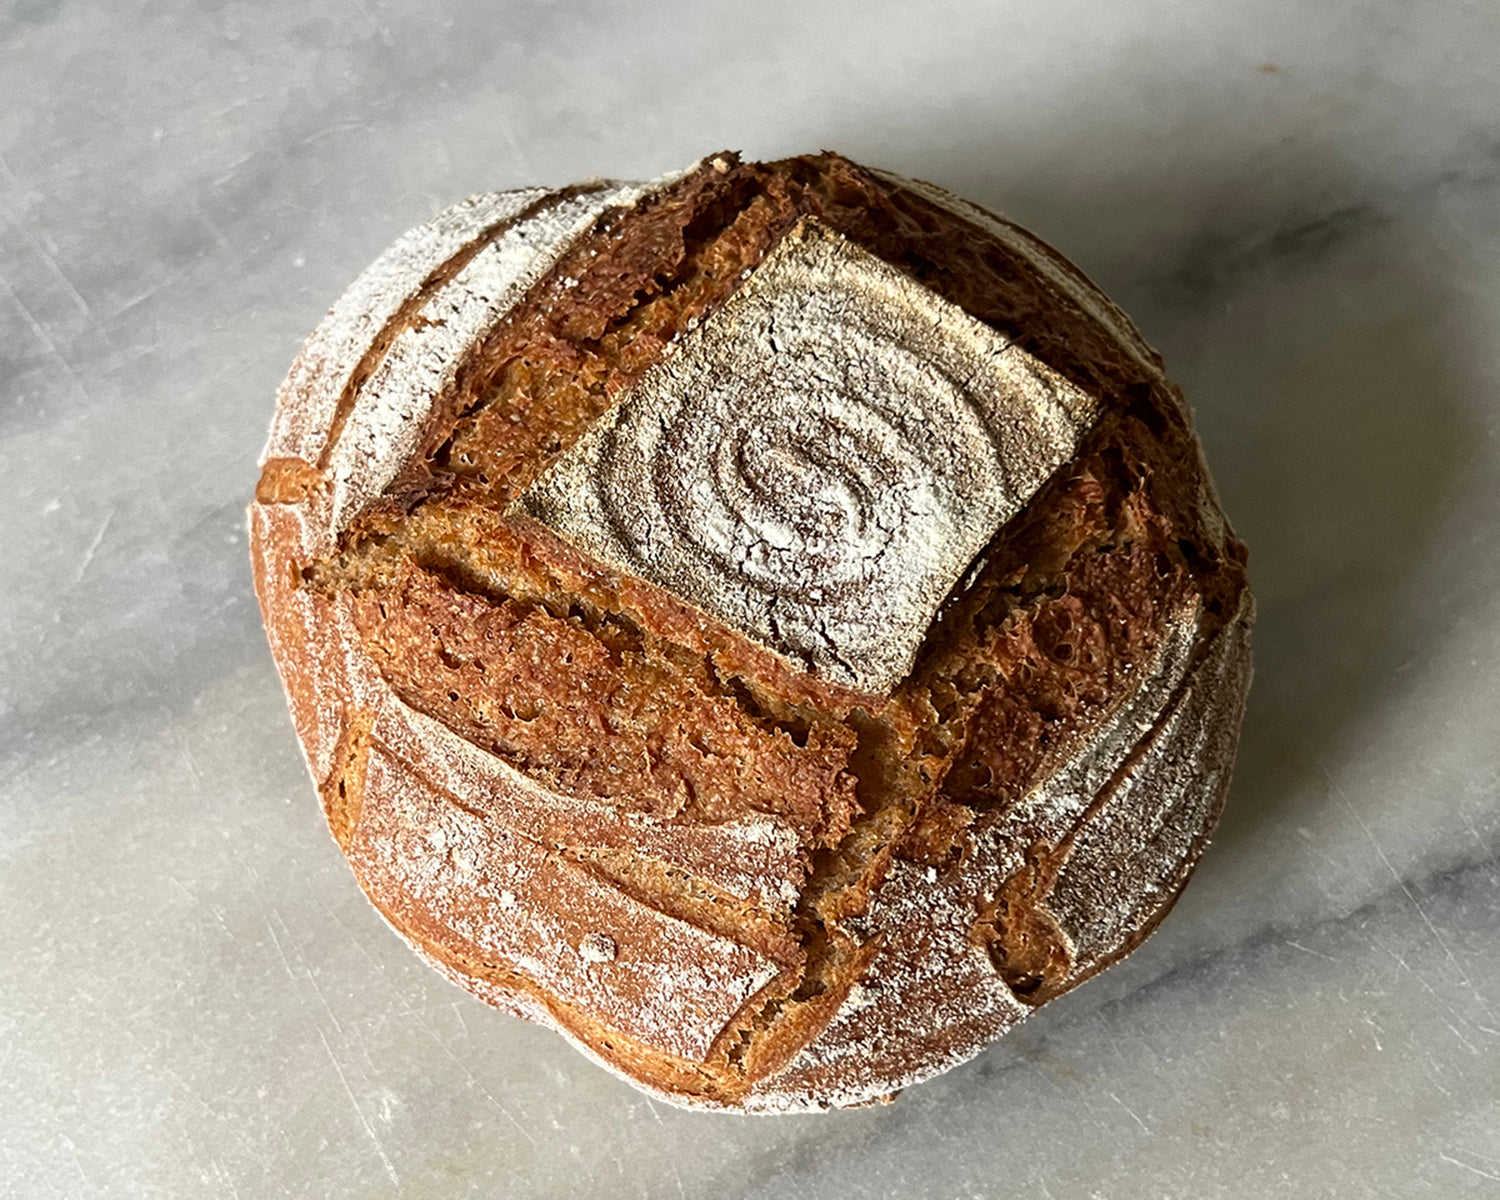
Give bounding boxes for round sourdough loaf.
[250,151,1253,1112]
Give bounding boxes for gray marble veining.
[1,2,1497,1197]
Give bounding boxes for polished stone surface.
[2,2,1497,1196]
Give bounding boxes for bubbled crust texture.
[250,153,1253,1112]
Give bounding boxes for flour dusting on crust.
[325,184,658,540]
[263,189,548,467]
[250,154,1254,1113]
[517,219,1098,692]
[871,169,1237,547]
[737,595,1252,1112]
[869,169,1165,384]
[350,743,784,1061]
[252,163,805,1069]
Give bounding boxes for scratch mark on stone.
[350,0,395,46]
[422,1026,537,1147]
[0,149,99,329]
[0,272,94,403]
[493,112,536,182]
[643,1099,686,1197]
[1440,1151,1500,1184]
[300,119,367,147]
[112,279,173,317]
[72,507,115,584]
[1324,765,1473,991]
[1441,1019,1479,1058]
[1285,939,1338,963]
[1110,1086,1152,1134]
[268,907,345,1032]
[209,1157,243,1200]
[320,1028,400,1187]
[1105,1089,1151,1134]
[264,914,297,981]
[195,202,230,250]
[60,1133,96,1195]
[213,150,256,188]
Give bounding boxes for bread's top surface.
[302,152,1243,839]
[252,151,1252,1110]
[513,218,1099,693]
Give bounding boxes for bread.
[249,151,1253,1112]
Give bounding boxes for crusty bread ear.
[250,152,1252,1112]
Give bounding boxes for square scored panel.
[513,219,1099,693]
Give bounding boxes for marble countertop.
[3,2,1497,1196]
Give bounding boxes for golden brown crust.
[250,151,1253,1111]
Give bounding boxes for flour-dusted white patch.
[842,983,878,1013]
[448,845,479,879]
[578,932,618,963]
[517,219,1100,693]
[263,188,549,466]
[1046,591,1254,970]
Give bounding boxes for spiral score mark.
[614,311,1004,615]
[516,220,1097,692]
